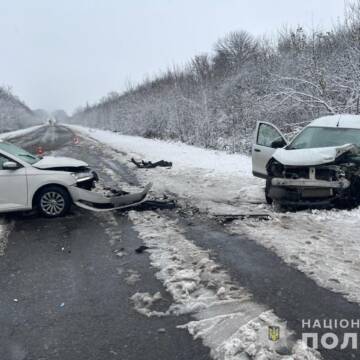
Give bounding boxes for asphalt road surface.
[0,126,210,360]
[1,125,360,360]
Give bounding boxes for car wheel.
[36,186,71,218]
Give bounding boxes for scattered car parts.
[131,158,172,169]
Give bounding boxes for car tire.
[36,186,72,218]
[265,178,273,205]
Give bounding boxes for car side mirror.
[271,138,287,149]
[3,161,20,170]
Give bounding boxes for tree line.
[70,1,360,153]
[0,86,40,132]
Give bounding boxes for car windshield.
[288,127,360,150]
[0,141,40,164]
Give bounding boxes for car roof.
[309,114,360,129]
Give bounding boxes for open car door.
[252,122,287,178]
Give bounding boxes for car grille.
[284,167,310,179]
[315,168,337,181]
[282,166,338,181]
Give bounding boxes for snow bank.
[0,124,44,140]
[67,125,252,176]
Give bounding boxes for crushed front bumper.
[269,177,351,206]
[68,183,151,212]
[271,177,350,189]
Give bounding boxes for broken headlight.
[71,171,94,182]
[267,159,284,177]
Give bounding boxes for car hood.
[273,143,359,166]
[33,156,88,169]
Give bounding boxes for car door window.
[257,123,285,148]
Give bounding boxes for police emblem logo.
[268,326,280,341]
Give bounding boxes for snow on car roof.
[309,114,360,129]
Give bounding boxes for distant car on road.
[48,118,56,126]
[0,140,150,217]
[252,114,360,208]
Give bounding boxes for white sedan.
[0,140,150,217]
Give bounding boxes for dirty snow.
[125,269,141,285]
[131,291,164,317]
[70,124,360,307]
[129,211,320,359]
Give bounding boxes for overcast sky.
[0,0,345,114]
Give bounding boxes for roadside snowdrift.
[68,125,252,175]
[0,125,44,140]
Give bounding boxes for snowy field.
[69,125,360,308]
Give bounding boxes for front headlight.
[267,159,284,177]
[71,171,94,182]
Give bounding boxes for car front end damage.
[67,168,152,211]
[69,183,152,212]
[70,167,99,190]
[34,158,152,211]
[266,145,360,208]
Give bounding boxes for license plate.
[302,188,332,198]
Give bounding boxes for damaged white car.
[0,140,150,217]
[252,114,360,208]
